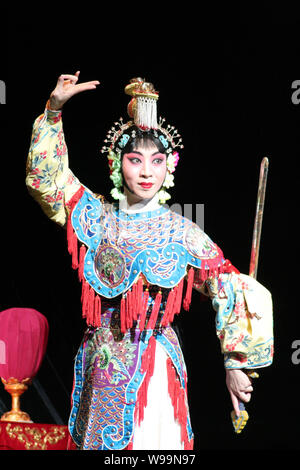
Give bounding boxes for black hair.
[117,125,167,158]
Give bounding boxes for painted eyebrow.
[128,151,164,157]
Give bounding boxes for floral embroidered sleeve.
[181,220,273,370]
[203,271,274,369]
[26,105,82,226]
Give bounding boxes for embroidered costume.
[26,79,273,450]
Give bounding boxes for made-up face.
[122,143,167,205]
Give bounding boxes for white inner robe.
[132,342,184,450]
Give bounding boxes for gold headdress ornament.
[101,78,183,203]
[125,77,159,130]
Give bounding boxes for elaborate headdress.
[101,78,183,204]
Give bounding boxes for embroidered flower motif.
[32,178,41,189]
[44,191,64,212]
[66,173,76,185]
[45,195,55,203]
[225,333,245,352]
[30,168,40,176]
[233,301,248,320]
[55,191,63,201]
[54,144,65,158]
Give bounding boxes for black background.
[0,3,299,453]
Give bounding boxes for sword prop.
[231,157,269,434]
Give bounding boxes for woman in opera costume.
[25,72,273,450]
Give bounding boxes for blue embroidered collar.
[71,189,223,298]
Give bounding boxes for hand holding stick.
[230,157,269,433]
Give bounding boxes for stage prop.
[0,308,49,423]
[231,157,269,433]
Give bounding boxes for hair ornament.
[119,133,130,149]
[125,77,159,130]
[167,152,180,174]
[107,150,125,200]
[157,189,171,204]
[101,117,133,155]
[157,117,184,151]
[159,135,169,149]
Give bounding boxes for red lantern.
[0,308,49,422]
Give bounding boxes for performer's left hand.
[225,369,253,416]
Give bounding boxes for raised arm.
[26,72,100,226]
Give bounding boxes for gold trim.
[5,423,66,450]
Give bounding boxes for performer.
[25,72,273,450]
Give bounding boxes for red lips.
[139,183,153,189]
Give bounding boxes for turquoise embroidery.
[71,190,224,298]
[213,279,235,332]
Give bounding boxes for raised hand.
[49,71,100,110]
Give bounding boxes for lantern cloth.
[0,308,49,382]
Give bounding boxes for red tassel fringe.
[135,335,156,426]
[66,186,104,328]
[66,186,85,270]
[183,267,194,311]
[161,289,175,327]
[136,276,143,319]
[81,280,101,327]
[94,294,101,327]
[139,289,149,332]
[173,278,184,317]
[126,290,132,330]
[147,290,162,329]
[121,274,189,332]
[166,357,193,450]
[78,245,86,282]
[67,215,79,270]
[120,297,126,334]
[121,277,152,333]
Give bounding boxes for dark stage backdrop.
[0,6,299,453]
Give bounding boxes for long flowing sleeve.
[26,105,82,226]
[204,270,274,369]
[181,219,274,370]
